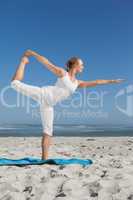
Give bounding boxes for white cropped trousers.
[11,80,54,136]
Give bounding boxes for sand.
[0,136,133,200]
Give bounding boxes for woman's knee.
[11,79,21,89]
[43,132,53,137]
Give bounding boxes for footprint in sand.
[57,151,71,157]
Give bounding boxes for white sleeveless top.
[41,71,79,106]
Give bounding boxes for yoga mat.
[0,157,93,167]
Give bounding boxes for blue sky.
[0,0,132,125]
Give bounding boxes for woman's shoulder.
[76,79,83,88]
[59,69,67,78]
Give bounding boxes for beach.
[0,136,133,199]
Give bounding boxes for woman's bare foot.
[41,152,48,160]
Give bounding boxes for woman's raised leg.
[11,56,29,81]
[11,55,53,160]
[11,56,42,102]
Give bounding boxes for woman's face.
[75,59,84,73]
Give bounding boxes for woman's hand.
[23,49,35,57]
[96,79,126,85]
[110,79,126,84]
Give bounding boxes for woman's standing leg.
[41,134,53,160]
[40,101,54,160]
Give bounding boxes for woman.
[11,49,125,160]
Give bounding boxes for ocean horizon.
[0,123,133,137]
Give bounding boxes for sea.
[0,123,133,137]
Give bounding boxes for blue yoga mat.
[0,157,93,167]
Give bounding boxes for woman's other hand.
[23,49,34,57]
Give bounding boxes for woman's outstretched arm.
[77,79,126,88]
[24,49,65,77]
